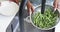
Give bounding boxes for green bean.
[32,8,58,29]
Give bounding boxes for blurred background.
[0,0,54,32]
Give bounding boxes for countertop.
[0,10,18,32]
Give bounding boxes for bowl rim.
[30,5,60,30]
[30,18,59,30]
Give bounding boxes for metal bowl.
[30,5,60,30]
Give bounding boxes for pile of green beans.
[32,8,58,29]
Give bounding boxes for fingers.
[27,2,31,15]
[27,1,34,15]
[53,0,58,10]
[27,4,30,15]
[31,5,34,13]
[54,0,60,11]
[27,5,34,15]
[57,2,60,9]
[27,7,30,15]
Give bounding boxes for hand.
[9,0,19,5]
[53,0,60,10]
[27,1,34,15]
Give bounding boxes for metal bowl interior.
[30,5,60,30]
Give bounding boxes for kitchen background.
[0,0,56,32]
